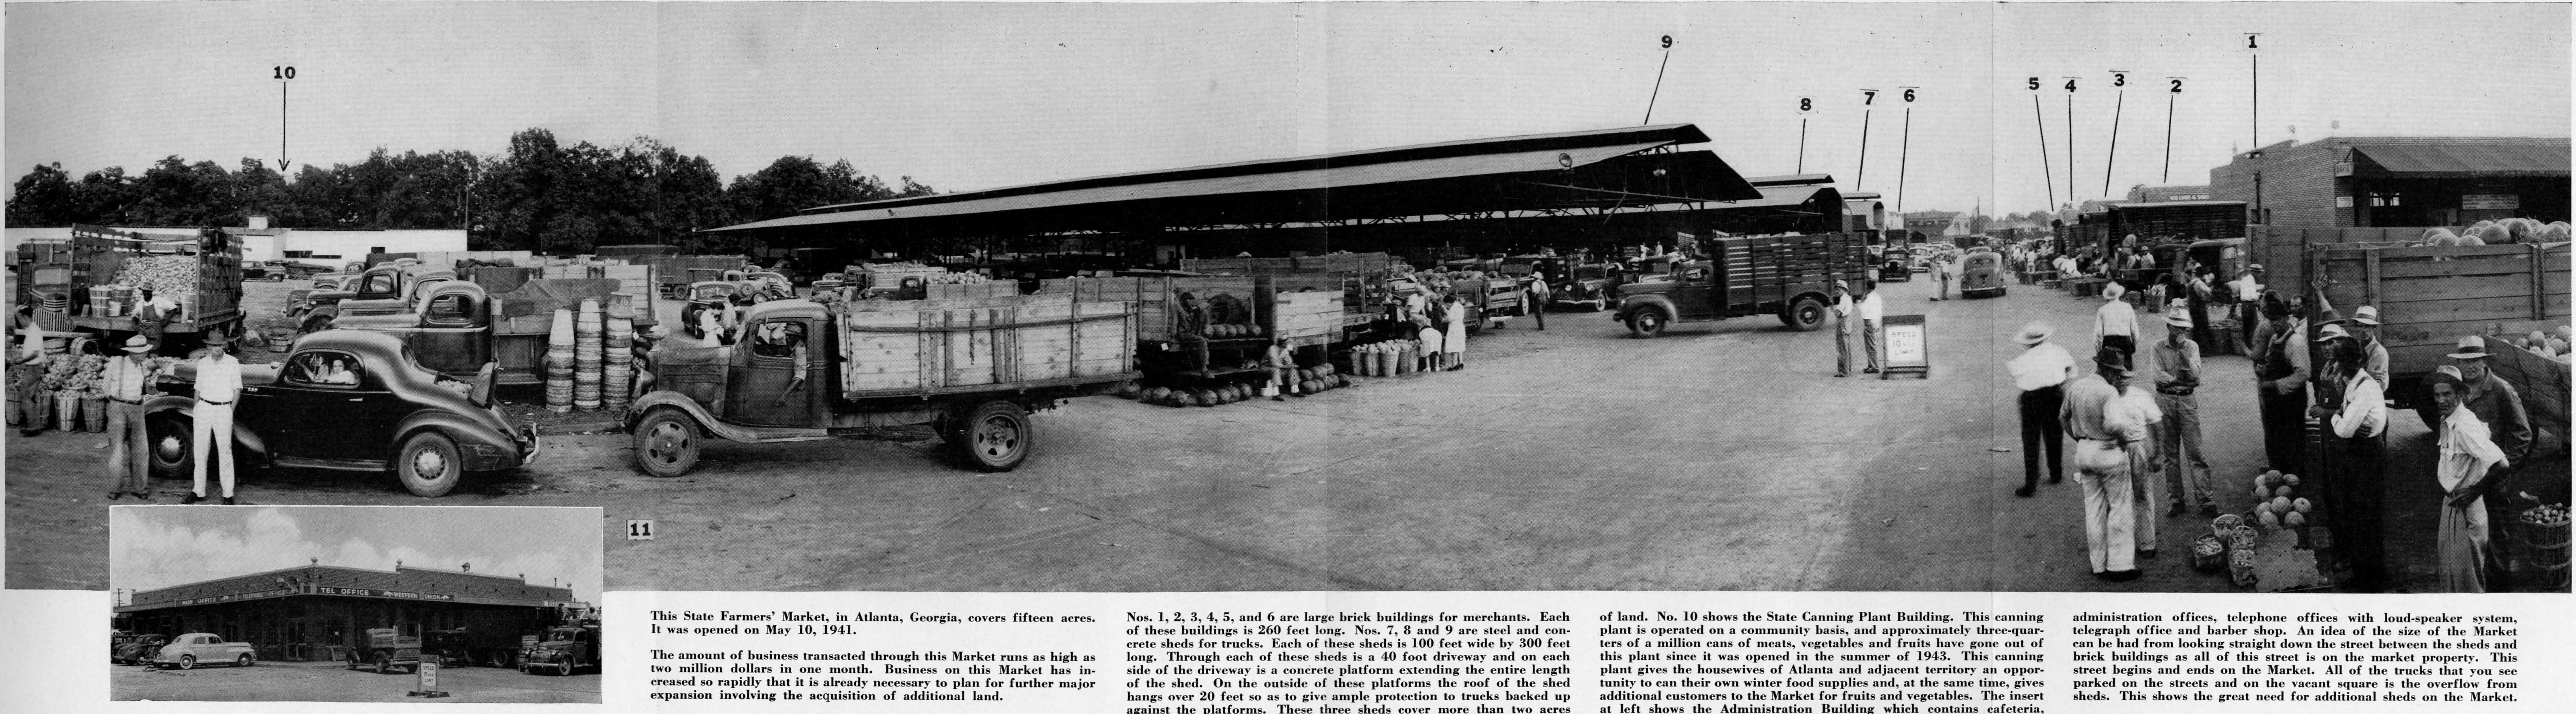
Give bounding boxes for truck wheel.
[633,409,701,477]
[395,431,464,497]
[237,653,254,667]
[348,654,360,670]
[959,401,1031,472]
[377,654,392,674]
[178,655,195,670]
[1627,309,1666,338]
[1784,296,1827,332]
[560,662,574,676]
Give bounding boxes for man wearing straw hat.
[2328,304,2390,390]
[2311,323,2390,591]
[2149,300,2214,517]
[100,335,163,501]
[2005,321,2074,497]
[2062,346,2147,581]
[2448,334,2534,589]
[1830,280,1855,377]
[185,332,244,505]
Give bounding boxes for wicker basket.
[2511,515,2570,589]
[2191,534,2228,573]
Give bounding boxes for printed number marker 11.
[628,520,655,540]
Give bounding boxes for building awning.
[2351,144,2571,177]
[1714,183,1836,210]
[706,123,1763,239]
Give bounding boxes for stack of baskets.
[601,294,635,412]
[545,308,577,413]
[573,299,604,410]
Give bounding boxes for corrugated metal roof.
[1715,183,1835,210]
[2352,143,2571,175]
[713,141,1748,233]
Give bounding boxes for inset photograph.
[108,505,601,703]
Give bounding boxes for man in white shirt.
[1831,281,1856,377]
[2311,324,2390,591]
[2006,321,2075,497]
[2229,265,2266,354]
[1856,279,1885,374]
[2093,282,2139,356]
[100,335,162,501]
[137,288,181,352]
[186,332,244,505]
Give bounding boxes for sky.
[4,2,2567,221]
[109,506,602,604]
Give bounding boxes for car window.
[283,350,365,388]
[425,294,474,325]
[751,321,807,360]
[363,274,396,295]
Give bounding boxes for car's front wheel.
[177,655,195,670]
[395,431,464,497]
[237,653,254,667]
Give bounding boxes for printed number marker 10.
[273,66,296,80]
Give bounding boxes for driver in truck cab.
[756,322,808,405]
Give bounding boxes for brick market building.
[116,562,581,664]
[2209,136,2570,228]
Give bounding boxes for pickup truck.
[146,329,541,496]
[627,294,1137,476]
[330,277,649,386]
[114,633,170,665]
[348,628,424,674]
[519,623,601,676]
[155,633,255,669]
[1615,233,1870,337]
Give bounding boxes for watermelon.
[2283,511,2306,528]
[2421,227,2457,243]
[2270,496,2292,514]
[2292,497,2311,513]
[1144,386,1170,403]
[2279,473,2299,486]
[2257,509,2280,528]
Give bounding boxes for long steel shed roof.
[707,124,1760,237]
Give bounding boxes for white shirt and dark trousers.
[189,350,243,503]
[2007,342,2075,495]
[2324,369,2389,591]
[1857,292,1884,373]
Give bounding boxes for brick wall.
[2210,136,2572,229]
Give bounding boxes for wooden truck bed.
[1715,233,1869,315]
[2311,241,2569,380]
[834,293,1137,399]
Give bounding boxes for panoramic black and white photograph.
[107,505,602,702]
[6,1,2568,596]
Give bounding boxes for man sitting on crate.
[136,287,180,353]
[1267,337,1300,401]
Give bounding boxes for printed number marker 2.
[627,520,655,540]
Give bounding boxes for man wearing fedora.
[99,335,163,501]
[2093,282,2138,357]
[1831,280,1855,377]
[2449,334,2534,588]
[2005,321,2075,497]
[2062,346,2147,581]
[2330,304,2390,390]
[2149,300,2214,517]
[186,332,245,505]
[2249,291,2309,474]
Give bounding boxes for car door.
[1670,264,1720,320]
[263,349,384,461]
[723,317,825,427]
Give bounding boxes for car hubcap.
[156,433,186,464]
[647,423,687,463]
[412,448,448,477]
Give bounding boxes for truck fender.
[625,390,750,444]
[393,411,521,471]
[1618,295,1675,325]
[141,396,269,463]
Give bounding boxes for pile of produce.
[2522,501,2569,528]
[2249,470,2309,529]
[1126,367,1351,408]
[1198,322,1264,338]
[2418,219,2572,247]
[2509,327,2573,363]
[857,261,989,285]
[111,254,201,298]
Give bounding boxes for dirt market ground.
[7,276,2555,593]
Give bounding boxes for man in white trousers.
[186,332,245,505]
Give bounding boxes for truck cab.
[651,300,833,429]
[520,624,600,676]
[336,265,458,319]
[332,280,498,379]
[348,628,423,674]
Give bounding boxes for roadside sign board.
[1883,314,1930,379]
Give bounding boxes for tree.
[7,163,76,226]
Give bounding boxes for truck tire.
[395,431,464,497]
[1627,308,1667,338]
[348,654,361,670]
[559,662,574,676]
[376,654,393,674]
[146,414,193,482]
[632,408,701,477]
[959,401,1031,472]
[1783,296,1828,332]
[178,655,195,670]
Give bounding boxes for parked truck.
[39,225,248,353]
[347,628,424,674]
[422,608,572,668]
[626,293,1138,476]
[330,278,645,386]
[518,622,601,676]
[1613,233,1872,337]
[2302,237,2569,412]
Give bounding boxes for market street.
[8,275,2472,593]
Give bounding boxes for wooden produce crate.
[835,293,1136,398]
[1265,289,1345,347]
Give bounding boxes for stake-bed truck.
[1614,233,1872,337]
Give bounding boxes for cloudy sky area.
[110,506,601,603]
[5,2,2566,221]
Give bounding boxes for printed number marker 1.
[628,520,655,540]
